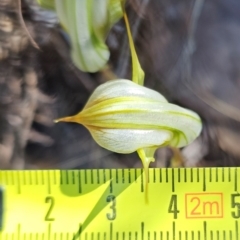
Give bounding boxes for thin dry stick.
[17,0,40,50]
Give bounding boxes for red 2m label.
[185,193,223,219]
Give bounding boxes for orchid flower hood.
[56,79,202,154]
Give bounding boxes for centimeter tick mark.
[203,221,207,240]
[203,169,206,191]
[179,231,181,240]
[128,169,131,183]
[84,170,88,185]
[72,171,75,185]
[198,231,200,240]
[191,231,194,240]
[209,168,212,182]
[234,168,238,192]
[141,222,144,240]
[236,220,239,240]
[116,169,119,184]
[171,168,175,192]
[178,168,181,183]
[223,230,226,240]
[197,168,200,182]
[109,169,113,193]
[66,170,69,185]
[122,169,125,184]
[103,169,106,184]
[184,168,187,182]
[153,168,156,183]
[159,168,162,183]
[222,168,225,182]
[91,170,94,184]
[47,171,51,195]
[134,169,137,182]
[215,168,218,182]
[97,169,100,184]
[48,223,51,240]
[78,170,82,194]
[141,169,144,193]
[190,168,193,182]
[110,222,113,240]
[166,169,169,183]
[210,231,213,240]
[228,168,231,182]
[172,222,176,240]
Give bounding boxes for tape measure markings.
[1,221,240,240]
[0,168,240,240]
[1,168,239,192]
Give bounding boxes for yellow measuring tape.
[0,168,239,240]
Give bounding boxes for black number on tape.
[168,194,180,219]
[45,196,55,221]
[231,193,240,219]
[106,195,116,220]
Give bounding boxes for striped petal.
[85,79,167,108]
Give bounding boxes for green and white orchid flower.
[55,79,202,151]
